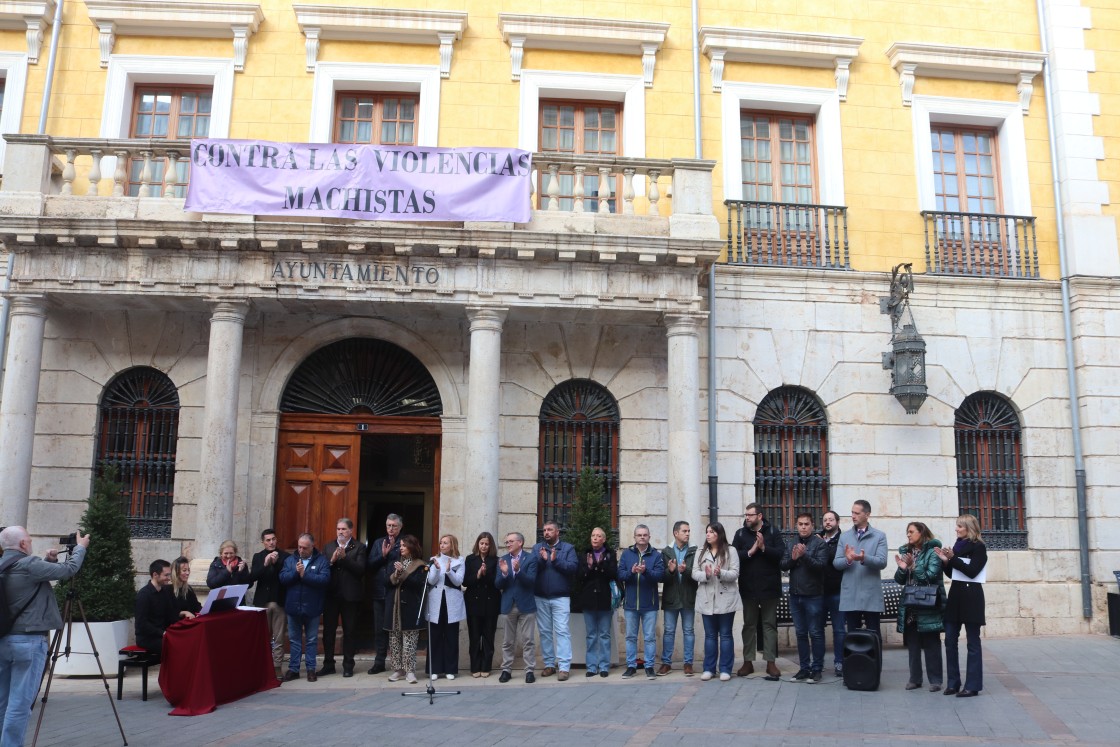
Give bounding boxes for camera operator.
[0,526,89,747]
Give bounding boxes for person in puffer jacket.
[617,524,665,680]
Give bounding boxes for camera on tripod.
[58,532,77,552]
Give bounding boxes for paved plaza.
[24,634,1120,746]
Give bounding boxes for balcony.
[723,200,849,269]
[921,210,1038,279]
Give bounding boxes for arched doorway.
[274,338,443,554]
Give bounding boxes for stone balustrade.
[531,152,671,216]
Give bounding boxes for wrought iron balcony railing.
[724,200,849,269]
[921,210,1039,279]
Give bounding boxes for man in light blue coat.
[831,500,889,632]
[531,521,577,681]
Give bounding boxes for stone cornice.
[292,5,467,75]
[83,0,264,71]
[0,0,55,63]
[699,27,863,98]
[887,42,1046,111]
[497,13,669,87]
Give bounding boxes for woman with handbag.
[691,522,741,682]
[385,534,427,684]
[936,514,988,698]
[894,521,944,691]
[463,532,501,677]
[577,527,617,677]
[426,534,466,680]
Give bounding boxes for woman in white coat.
[692,522,741,681]
[426,534,466,679]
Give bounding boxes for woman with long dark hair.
[385,534,427,684]
[426,534,465,680]
[936,514,987,698]
[691,522,740,681]
[463,532,501,677]
[577,527,617,677]
[171,556,201,616]
[894,521,944,691]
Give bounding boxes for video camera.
[59,532,78,553]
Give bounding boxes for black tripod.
[402,563,460,705]
[31,570,128,746]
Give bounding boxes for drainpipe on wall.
[0,1,64,395]
[692,0,720,524]
[1036,0,1092,618]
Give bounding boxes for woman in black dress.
[462,532,501,677]
[936,514,987,698]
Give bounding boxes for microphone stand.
[402,560,460,705]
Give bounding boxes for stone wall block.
[985,617,1034,637]
[1018,583,1075,619]
[500,413,539,448]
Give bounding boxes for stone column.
[195,300,248,559]
[0,295,47,526]
[464,306,506,543]
[665,312,703,528]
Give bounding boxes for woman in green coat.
[894,522,944,692]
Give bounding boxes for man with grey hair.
[618,524,665,679]
[495,531,538,683]
[366,513,403,674]
[318,517,366,677]
[0,526,89,746]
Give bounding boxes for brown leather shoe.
[282,670,299,682]
[737,662,754,677]
[541,667,557,677]
[657,664,671,676]
[683,663,694,677]
[765,662,780,680]
[557,671,569,681]
[306,671,317,682]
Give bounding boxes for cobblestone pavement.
[23,634,1120,746]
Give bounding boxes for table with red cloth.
[158,608,280,716]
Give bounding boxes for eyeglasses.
[744,513,759,519]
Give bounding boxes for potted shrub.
[53,468,137,676]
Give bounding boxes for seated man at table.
[135,558,195,658]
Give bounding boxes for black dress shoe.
[316,664,336,677]
[525,671,536,683]
[498,671,512,683]
[943,687,959,696]
[282,670,300,682]
[956,689,979,698]
[343,669,353,678]
[367,661,386,675]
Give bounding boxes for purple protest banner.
[184,139,532,223]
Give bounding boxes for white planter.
[51,620,131,677]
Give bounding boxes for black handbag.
[902,570,939,609]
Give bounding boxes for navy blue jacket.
[530,540,577,598]
[280,549,331,617]
[494,550,537,614]
[617,544,666,612]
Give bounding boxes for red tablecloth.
[158,608,280,716]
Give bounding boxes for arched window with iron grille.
[538,379,620,533]
[95,367,180,538]
[753,386,829,534]
[955,391,1026,549]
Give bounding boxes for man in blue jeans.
[279,533,330,682]
[818,510,846,677]
[0,526,89,747]
[618,525,665,680]
[780,513,828,682]
[658,521,697,676]
[531,521,577,681]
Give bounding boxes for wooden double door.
[273,413,441,550]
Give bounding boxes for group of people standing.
[130,502,988,696]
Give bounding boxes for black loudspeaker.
[842,628,882,691]
[1108,593,1120,638]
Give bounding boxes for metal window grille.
[753,386,829,537]
[955,392,1027,550]
[538,379,620,534]
[96,367,180,538]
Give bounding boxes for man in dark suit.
[494,531,538,683]
[366,513,403,674]
[317,517,367,677]
[249,528,290,671]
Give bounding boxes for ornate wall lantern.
[880,263,927,414]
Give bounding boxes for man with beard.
[732,503,785,680]
[818,510,846,676]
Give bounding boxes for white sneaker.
[446,674,456,680]
[700,671,713,681]
[406,672,417,684]
[431,674,439,681]
[719,672,731,681]
[388,670,404,682]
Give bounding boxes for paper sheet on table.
[950,557,986,584]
